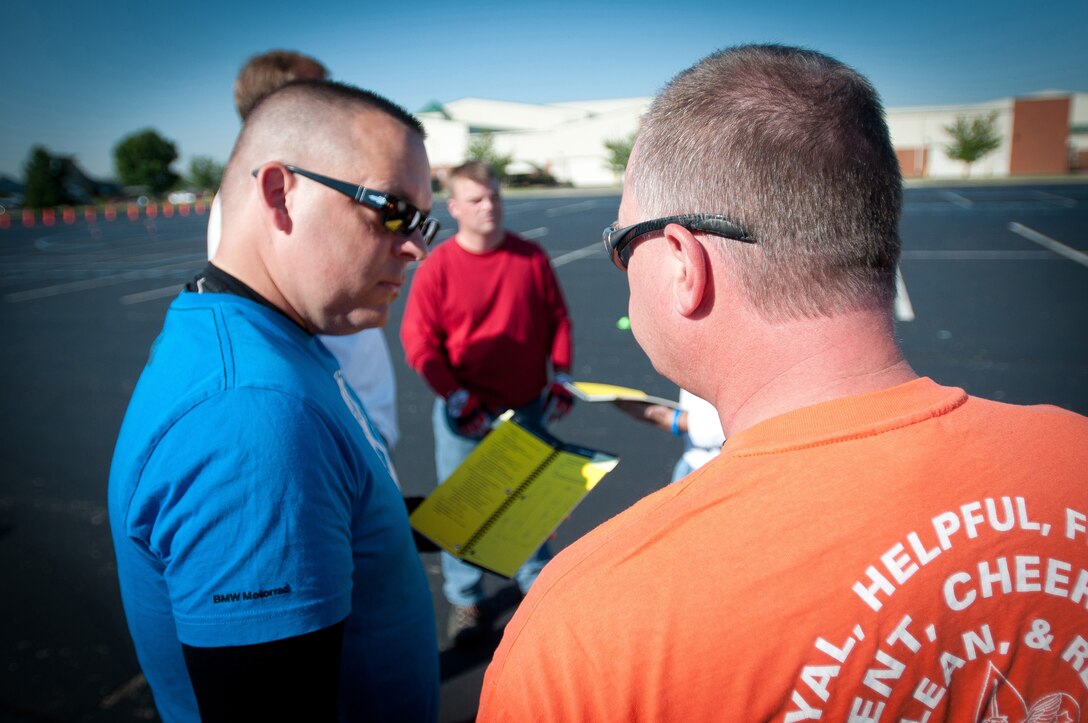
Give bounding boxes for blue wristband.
[670,409,682,437]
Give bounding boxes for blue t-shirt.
[108,291,438,722]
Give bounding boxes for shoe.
[447,604,486,646]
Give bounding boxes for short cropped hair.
[248,79,424,138]
[632,44,902,320]
[233,50,329,121]
[222,80,424,213]
[448,161,499,189]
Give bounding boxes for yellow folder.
[409,410,619,578]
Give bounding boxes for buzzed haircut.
[233,50,329,121]
[247,78,426,138]
[221,79,425,213]
[448,161,499,189]
[632,44,902,321]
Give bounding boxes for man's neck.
[454,229,505,254]
[212,249,311,333]
[187,263,285,318]
[703,308,918,438]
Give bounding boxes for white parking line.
[99,673,147,710]
[1008,222,1088,268]
[4,258,201,303]
[519,227,549,239]
[545,200,597,217]
[940,191,973,209]
[120,284,184,305]
[551,243,602,268]
[1031,190,1077,207]
[894,266,914,322]
[504,201,548,216]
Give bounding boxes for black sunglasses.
[602,214,756,270]
[252,164,440,246]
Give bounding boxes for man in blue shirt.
[109,79,441,722]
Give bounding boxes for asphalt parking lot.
[0,182,1085,721]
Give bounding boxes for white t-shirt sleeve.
[206,191,222,260]
[320,328,399,449]
[680,389,725,452]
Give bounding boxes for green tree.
[113,129,180,194]
[944,111,1002,177]
[604,132,636,175]
[23,146,68,208]
[188,156,225,191]
[464,132,513,182]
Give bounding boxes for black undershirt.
[186,262,293,322]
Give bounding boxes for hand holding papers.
[409,411,619,578]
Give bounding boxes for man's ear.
[254,164,293,234]
[662,223,709,317]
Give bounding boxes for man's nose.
[398,233,427,261]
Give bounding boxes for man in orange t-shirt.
[478,44,1088,721]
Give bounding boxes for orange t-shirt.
[480,378,1088,721]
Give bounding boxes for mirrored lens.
[602,224,629,269]
[383,200,424,236]
[383,205,439,246]
[419,218,440,246]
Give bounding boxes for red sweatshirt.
[400,232,572,411]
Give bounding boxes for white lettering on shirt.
[785,689,824,722]
[1061,635,1088,687]
[863,649,905,697]
[851,498,1048,611]
[912,678,946,709]
[941,557,1086,611]
[848,698,885,722]
[961,625,995,661]
[1066,508,1088,541]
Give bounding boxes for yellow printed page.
[464,451,619,577]
[566,381,681,409]
[409,416,555,557]
[570,381,651,401]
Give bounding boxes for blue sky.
[2,0,1086,181]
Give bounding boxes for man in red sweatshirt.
[400,160,574,646]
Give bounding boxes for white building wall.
[886,101,1013,178]
[1073,93,1088,127]
[1071,93,1088,153]
[441,98,589,132]
[489,101,648,186]
[419,115,469,168]
[552,97,653,114]
[419,92,1084,186]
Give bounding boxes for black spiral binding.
[461,448,560,557]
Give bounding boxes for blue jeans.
[432,397,553,606]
